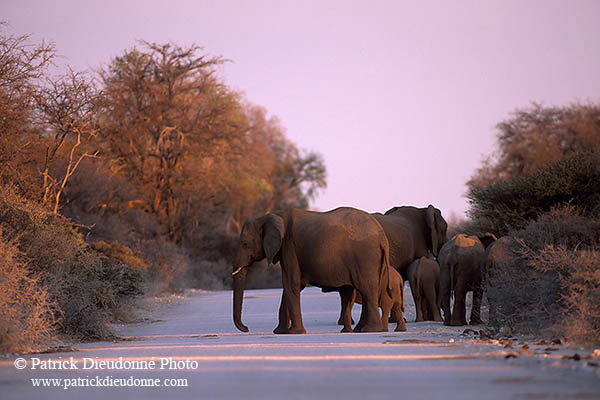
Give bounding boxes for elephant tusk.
[232,265,246,276]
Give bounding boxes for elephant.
[333,205,448,326]
[407,256,442,322]
[375,205,448,278]
[480,236,516,327]
[438,233,497,326]
[337,266,406,332]
[232,207,392,334]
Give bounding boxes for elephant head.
[232,213,285,332]
[426,205,448,257]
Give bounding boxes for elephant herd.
[231,205,499,334]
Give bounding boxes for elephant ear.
[426,205,444,257]
[262,214,285,265]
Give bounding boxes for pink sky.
[3,0,599,218]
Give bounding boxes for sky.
[2,0,600,219]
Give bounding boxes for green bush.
[468,151,600,236]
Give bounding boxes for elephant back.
[454,234,480,248]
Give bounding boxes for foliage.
[0,24,54,197]
[467,151,600,236]
[0,232,57,353]
[0,185,142,341]
[486,207,600,345]
[468,103,600,189]
[0,26,326,348]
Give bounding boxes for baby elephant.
[338,267,406,332]
[407,257,442,322]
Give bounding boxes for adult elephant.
[438,233,496,326]
[334,205,448,326]
[481,236,517,327]
[232,207,391,334]
[406,256,442,322]
[375,205,448,278]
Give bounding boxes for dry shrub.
[0,234,57,353]
[531,245,600,345]
[0,184,142,341]
[488,206,600,345]
[92,240,148,270]
[142,239,192,294]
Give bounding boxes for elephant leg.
[338,289,356,326]
[339,287,355,333]
[441,289,451,325]
[354,289,383,333]
[279,264,306,334]
[392,296,406,332]
[273,293,290,334]
[425,285,443,322]
[440,268,452,325]
[470,285,482,325]
[379,293,391,332]
[421,297,431,321]
[391,302,405,331]
[451,283,467,326]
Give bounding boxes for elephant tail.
[381,241,393,301]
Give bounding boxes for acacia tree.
[94,41,326,248]
[97,42,244,242]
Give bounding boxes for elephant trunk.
[233,266,249,332]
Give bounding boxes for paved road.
[1,287,599,399]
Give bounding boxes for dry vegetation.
[0,25,325,352]
[468,104,600,346]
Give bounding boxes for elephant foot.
[337,317,355,325]
[394,322,407,332]
[357,323,384,333]
[282,326,306,334]
[449,320,466,327]
[469,318,482,325]
[340,326,352,333]
[273,325,289,334]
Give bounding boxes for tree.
[35,70,100,214]
[226,106,326,234]
[97,42,240,242]
[0,24,55,197]
[468,103,600,190]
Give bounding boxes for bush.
[468,151,600,236]
[487,206,600,345]
[0,233,57,353]
[0,184,143,341]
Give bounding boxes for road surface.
[1,287,599,399]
